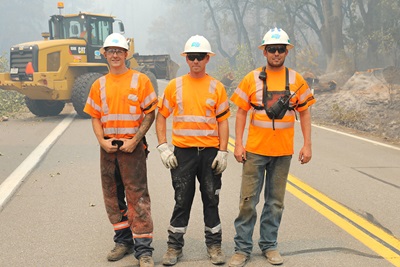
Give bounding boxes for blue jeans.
[233,152,291,255]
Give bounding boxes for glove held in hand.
[211,150,228,175]
[157,143,178,169]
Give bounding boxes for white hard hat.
[258,28,294,50]
[181,35,215,56]
[100,33,129,54]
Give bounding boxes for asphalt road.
[0,80,399,267]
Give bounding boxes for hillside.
[311,67,400,146]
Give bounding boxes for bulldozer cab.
[48,13,120,63]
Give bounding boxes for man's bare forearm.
[135,110,155,142]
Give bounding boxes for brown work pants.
[100,140,153,237]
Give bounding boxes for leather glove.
[211,150,228,175]
[156,143,178,169]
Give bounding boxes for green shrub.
[0,53,26,116]
[0,91,26,116]
[0,52,8,72]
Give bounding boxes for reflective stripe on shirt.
[173,76,219,137]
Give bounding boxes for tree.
[357,0,400,68]
[148,0,400,74]
[203,0,254,67]
[146,2,207,75]
[321,0,346,72]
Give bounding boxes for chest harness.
[251,66,301,130]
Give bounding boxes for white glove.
[211,150,228,175]
[156,143,178,169]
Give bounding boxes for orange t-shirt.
[230,67,316,156]
[84,69,158,139]
[158,74,230,148]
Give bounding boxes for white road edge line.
[0,113,76,211]
[313,123,400,151]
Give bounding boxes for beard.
[267,58,285,68]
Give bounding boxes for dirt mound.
[311,68,400,145]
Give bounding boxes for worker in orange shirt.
[228,28,316,267]
[84,33,157,267]
[156,35,230,266]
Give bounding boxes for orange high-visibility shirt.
[84,69,158,139]
[158,74,230,148]
[230,67,316,156]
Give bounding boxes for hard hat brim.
[258,43,294,50]
[180,51,216,57]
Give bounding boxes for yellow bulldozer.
[0,3,178,118]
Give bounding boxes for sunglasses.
[105,48,126,56]
[266,46,286,54]
[187,53,207,61]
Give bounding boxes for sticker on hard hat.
[111,39,119,44]
[191,42,201,47]
[271,34,281,39]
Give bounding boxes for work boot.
[264,250,283,265]
[207,245,226,265]
[139,255,154,267]
[228,252,248,267]
[162,247,183,266]
[107,243,135,261]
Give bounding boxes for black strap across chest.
[252,67,290,110]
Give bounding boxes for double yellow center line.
[227,137,400,266]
